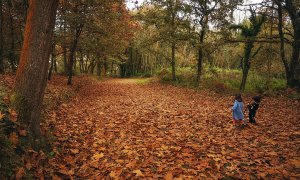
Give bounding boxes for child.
[247,95,261,124]
[232,94,244,126]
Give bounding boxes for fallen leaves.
[70,149,79,154]
[39,77,300,179]
[132,169,144,177]
[15,167,25,180]
[91,153,104,160]
[0,111,5,120]
[9,132,19,146]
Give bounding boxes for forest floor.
[2,75,299,179]
[40,76,300,179]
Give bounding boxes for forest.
[0,0,299,179]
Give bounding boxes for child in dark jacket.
[247,96,262,124]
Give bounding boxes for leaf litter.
[20,77,300,178]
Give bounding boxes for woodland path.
[46,78,300,179]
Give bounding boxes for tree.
[138,0,190,81]
[0,0,4,73]
[231,9,266,91]
[188,0,241,84]
[274,0,300,89]
[13,0,59,146]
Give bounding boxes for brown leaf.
[165,172,173,180]
[19,130,27,136]
[9,132,18,146]
[0,111,5,120]
[70,149,79,154]
[92,153,104,160]
[132,169,144,177]
[290,159,300,168]
[15,167,25,180]
[8,108,17,122]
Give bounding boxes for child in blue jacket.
[232,94,244,126]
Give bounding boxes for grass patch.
[132,78,153,85]
[159,67,287,94]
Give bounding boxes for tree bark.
[48,43,55,80]
[171,43,176,81]
[8,0,16,72]
[67,24,83,85]
[197,13,208,84]
[0,0,4,73]
[276,2,292,86]
[14,0,59,145]
[197,29,206,83]
[96,61,102,76]
[285,0,300,88]
[240,42,254,91]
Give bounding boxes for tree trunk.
[63,46,67,74]
[96,61,102,76]
[103,59,108,77]
[0,0,4,73]
[111,62,114,76]
[277,0,300,89]
[48,43,55,80]
[67,24,83,85]
[288,5,300,88]
[14,0,58,146]
[171,43,176,81]
[197,15,208,84]
[276,1,292,87]
[89,59,96,74]
[54,57,57,72]
[240,42,254,91]
[79,50,84,73]
[9,1,16,72]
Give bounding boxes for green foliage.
[159,67,287,94]
[160,67,198,88]
[132,78,153,85]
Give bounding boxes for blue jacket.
[232,100,244,120]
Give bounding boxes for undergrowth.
[158,67,292,96]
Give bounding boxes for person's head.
[235,93,243,102]
[253,95,262,103]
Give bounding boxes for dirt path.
[46,78,300,179]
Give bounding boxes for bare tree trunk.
[67,24,83,85]
[171,43,176,81]
[197,14,208,84]
[48,43,55,80]
[14,0,58,146]
[0,0,4,73]
[267,3,274,90]
[285,0,300,88]
[79,50,84,73]
[96,61,102,76]
[276,1,292,86]
[111,62,114,76]
[89,59,96,74]
[240,42,254,91]
[54,57,57,72]
[8,1,16,72]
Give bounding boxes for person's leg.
[249,113,255,123]
[239,119,244,126]
[233,119,238,127]
[252,116,256,124]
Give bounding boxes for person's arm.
[232,101,237,110]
